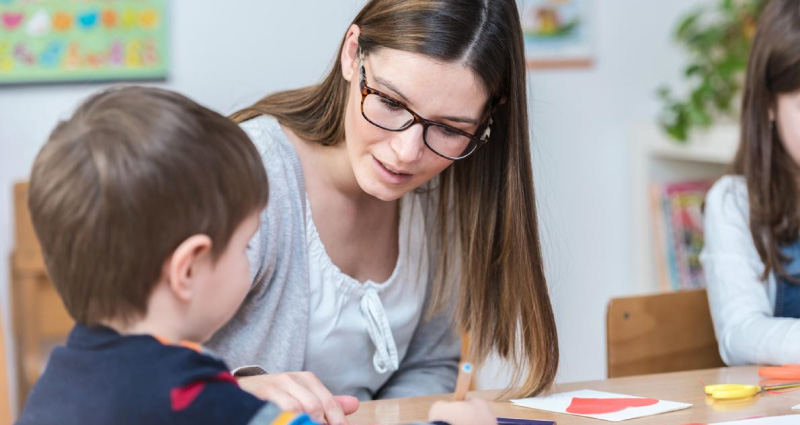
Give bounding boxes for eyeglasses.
[358,51,494,160]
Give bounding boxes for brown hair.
[29,86,269,326]
[732,0,800,282]
[232,0,557,397]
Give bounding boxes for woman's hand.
[428,398,496,425]
[238,372,359,425]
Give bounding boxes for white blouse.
[701,175,800,365]
[303,193,429,400]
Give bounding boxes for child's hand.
[237,372,358,425]
[428,399,496,425]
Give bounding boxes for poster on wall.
[0,0,168,85]
[520,0,594,70]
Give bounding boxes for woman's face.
[776,89,800,167]
[341,45,489,201]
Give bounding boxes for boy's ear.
[341,24,361,82]
[166,235,213,302]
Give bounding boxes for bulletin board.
[0,0,168,84]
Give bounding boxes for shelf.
[630,122,737,296]
[642,123,739,165]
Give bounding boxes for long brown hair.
[732,0,800,282]
[232,0,558,397]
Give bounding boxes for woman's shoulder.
[239,115,304,184]
[239,115,290,155]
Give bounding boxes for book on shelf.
[650,179,714,291]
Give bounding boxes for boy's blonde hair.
[29,86,269,326]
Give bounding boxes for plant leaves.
[658,0,765,141]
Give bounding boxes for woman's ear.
[341,24,361,82]
[165,235,213,302]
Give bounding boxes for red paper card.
[566,397,659,414]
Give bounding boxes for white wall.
[1,0,709,408]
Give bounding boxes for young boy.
[15,86,290,425]
[15,86,494,425]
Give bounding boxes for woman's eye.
[440,126,461,136]
[379,97,403,110]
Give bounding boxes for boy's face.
[191,212,260,342]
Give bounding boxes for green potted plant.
[658,0,767,142]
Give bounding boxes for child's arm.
[235,372,358,425]
[173,370,486,425]
[169,370,316,425]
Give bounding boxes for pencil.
[496,418,555,425]
[453,362,473,401]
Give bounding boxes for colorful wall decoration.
[521,0,594,70]
[0,0,168,84]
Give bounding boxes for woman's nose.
[390,124,425,163]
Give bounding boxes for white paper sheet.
[510,389,692,422]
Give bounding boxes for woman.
[207,0,559,423]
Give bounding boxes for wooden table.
[347,366,800,424]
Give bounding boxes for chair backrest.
[13,182,45,272]
[606,289,725,378]
[10,181,73,411]
[1,306,12,425]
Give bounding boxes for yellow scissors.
[705,382,800,400]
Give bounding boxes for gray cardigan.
[206,115,460,400]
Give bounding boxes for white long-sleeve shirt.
[700,175,800,365]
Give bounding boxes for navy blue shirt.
[776,240,800,318]
[16,324,313,425]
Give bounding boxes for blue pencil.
[496,417,555,425]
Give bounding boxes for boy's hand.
[237,372,359,425]
[428,399,496,425]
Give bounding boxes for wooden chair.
[9,182,73,410]
[1,304,12,425]
[606,289,725,378]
